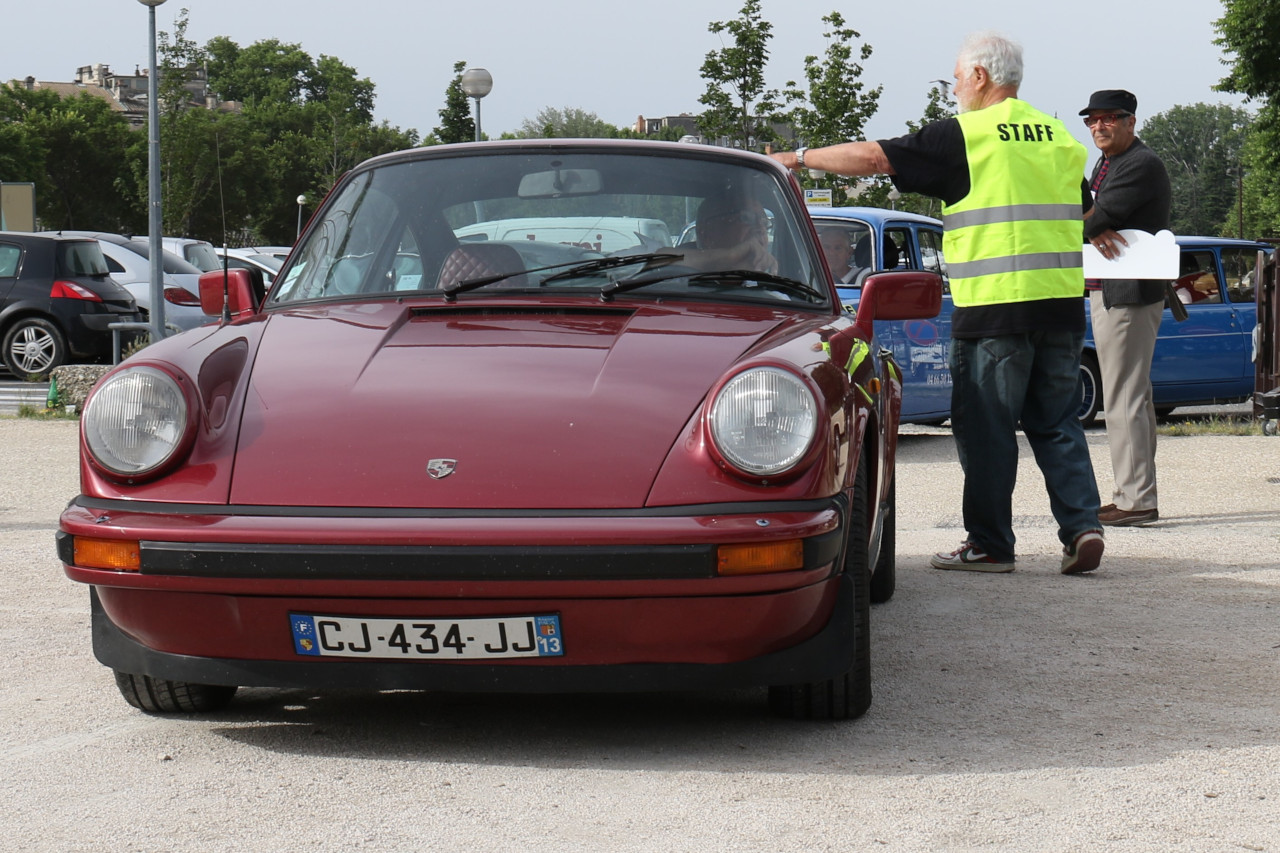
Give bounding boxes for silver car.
[46,231,215,332]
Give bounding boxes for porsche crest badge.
[426,458,457,480]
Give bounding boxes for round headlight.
[709,367,818,476]
[84,366,190,477]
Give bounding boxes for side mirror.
[853,270,942,337]
[199,268,261,320]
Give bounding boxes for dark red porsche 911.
[57,140,940,719]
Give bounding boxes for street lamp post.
[459,68,493,143]
[139,0,168,343]
[296,194,306,241]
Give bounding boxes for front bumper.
[60,496,857,693]
[87,574,858,693]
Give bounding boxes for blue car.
[811,207,1272,426]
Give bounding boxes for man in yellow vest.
[772,30,1104,575]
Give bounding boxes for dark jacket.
[1085,138,1172,306]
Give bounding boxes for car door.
[1153,246,1255,403]
[871,223,952,423]
[894,224,952,422]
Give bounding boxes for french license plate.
[289,613,563,659]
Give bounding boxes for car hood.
[228,300,789,508]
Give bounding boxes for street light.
[138,0,168,342]
[296,194,306,240]
[459,68,493,143]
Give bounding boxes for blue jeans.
[949,331,1100,561]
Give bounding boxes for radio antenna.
[215,132,231,323]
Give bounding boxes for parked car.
[1076,235,1272,425]
[57,140,943,720]
[810,208,1273,426]
[0,231,141,377]
[810,207,953,424]
[154,237,222,273]
[47,231,214,332]
[240,245,292,261]
[214,247,284,285]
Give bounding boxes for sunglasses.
[1083,112,1131,128]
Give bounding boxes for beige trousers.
[1090,292,1163,511]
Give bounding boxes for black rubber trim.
[141,541,719,580]
[88,576,857,693]
[69,495,837,519]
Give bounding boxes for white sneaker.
[930,541,1015,573]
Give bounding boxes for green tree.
[697,0,784,150]
[783,12,881,149]
[306,54,381,188]
[1214,0,1280,237]
[848,81,955,216]
[205,36,313,105]
[782,11,882,205]
[202,23,416,244]
[1138,103,1252,237]
[0,84,140,231]
[434,61,475,144]
[517,106,621,138]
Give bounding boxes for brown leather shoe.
[1098,505,1159,527]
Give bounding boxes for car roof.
[808,206,942,227]
[1176,235,1274,250]
[1,230,100,245]
[42,229,137,246]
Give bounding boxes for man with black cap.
[1081,89,1171,528]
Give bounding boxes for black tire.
[114,671,237,714]
[1077,350,1102,428]
[870,474,896,604]
[768,453,872,721]
[1155,406,1175,420]
[2,316,68,379]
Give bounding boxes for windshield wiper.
[539,252,684,285]
[601,268,821,303]
[442,251,683,301]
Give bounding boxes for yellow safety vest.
[942,99,1086,308]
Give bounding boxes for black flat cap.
[1080,89,1137,116]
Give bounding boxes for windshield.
[56,241,111,276]
[123,240,205,275]
[183,242,222,272]
[271,147,829,308]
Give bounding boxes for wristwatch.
[795,147,808,168]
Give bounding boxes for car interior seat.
[436,243,529,290]
[852,234,872,269]
[882,238,900,270]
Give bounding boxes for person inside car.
[680,191,779,276]
[818,225,864,283]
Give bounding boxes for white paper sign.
[1082,229,1179,279]
[804,188,833,207]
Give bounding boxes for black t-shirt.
[878,118,1088,339]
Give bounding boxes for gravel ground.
[1,417,1277,852]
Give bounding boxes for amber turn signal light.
[716,540,805,575]
[74,537,141,571]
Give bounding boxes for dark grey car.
[0,232,141,377]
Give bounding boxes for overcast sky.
[5,0,1248,156]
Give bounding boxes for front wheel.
[1077,350,1102,428]
[114,671,237,713]
[768,452,872,720]
[3,316,68,379]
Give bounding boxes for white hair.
[958,31,1023,89]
